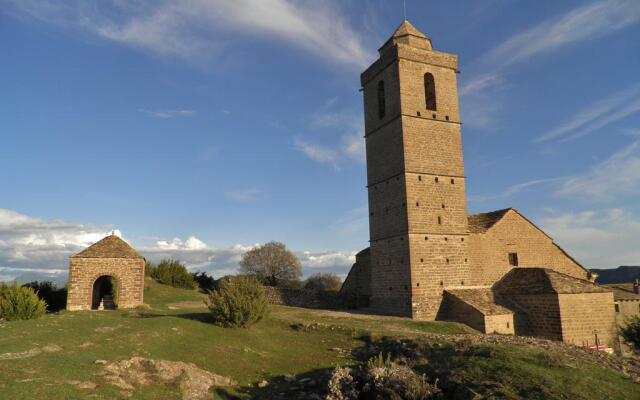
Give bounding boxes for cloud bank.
[0,208,356,284]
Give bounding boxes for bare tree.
[239,241,302,286]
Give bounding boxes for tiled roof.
[446,288,512,315]
[467,208,512,233]
[603,284,640,301]
[493,268,610,295]
[72,234,143,259]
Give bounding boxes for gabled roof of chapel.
[72,234,143,259]
[493,268,609,295]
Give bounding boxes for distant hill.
[591,266,640,284]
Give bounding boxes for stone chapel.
[341,20,622,349]
[66,233,145,311]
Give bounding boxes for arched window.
[377,80,386,119]
[424,72,437,111]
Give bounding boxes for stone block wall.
[263,287,344,309]
[500,294,563,341]
[67,258,145,311]
[484,314,515,335]
[558,293,618,350]
[340,250,372,307]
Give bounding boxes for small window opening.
[424,236,429,240]
[441,203,446,209]
[424,73,437,110]
[444,237,448,241]
[435,177,439,183]
[438,216,442,225]
[417,283,420,287]
[445,115,450,121]
[508,252,519,267]
[446,258,450,264]
[615,303,620,313]
[417,111,421,116]
[439,281,444,286]
[461,281,464,285]
[461,238,464,242]
[377,80,386,119]
[451,178,455,184]
[432,113,436,119]
[507,322,510,328]
[416,202,420,207]
[420,258,424,262]
[418,175,422,181]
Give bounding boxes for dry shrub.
[325,353,441,400]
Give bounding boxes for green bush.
[192,271,216,291]
[149,259,197,289]
[22,281,67,312]
[207,276,267,328]
[620,315,640,351]
[304,273,343,292]
[0,283,47,321]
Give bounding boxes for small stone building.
[493,269,618,349]
[67,234,145,311]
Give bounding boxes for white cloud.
[482,0,640,68]
[0,208,359,282]
[294,138,342,170]
[138,109,196,119]
[470,177,564,202]
[296,103,365,170]
[536,84,640,143]
[7,0,374,68]
[541,208,640,268]
[298,250,356,270]
[460,0,640,128]
[556,140,640,201]
[0,208,118,283]
[224,188,262,204]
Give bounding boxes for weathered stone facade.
[67,234,145,311]
[342,20,621,349]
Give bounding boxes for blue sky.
[1,0,640,284]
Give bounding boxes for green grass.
[0,278,637,399]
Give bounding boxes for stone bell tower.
[361,21,471,319]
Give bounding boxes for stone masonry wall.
[468,211,590,286]
[501,294,563,341]
[558,292,618,350]
[67,258,145,311]
[484,314,515,335]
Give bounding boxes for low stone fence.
[263,286,354,309]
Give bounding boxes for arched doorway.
[91,276,118,310]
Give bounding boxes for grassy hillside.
[0,278,638,399]
[593,266,640,284]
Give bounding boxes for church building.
[341,21,622,350]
